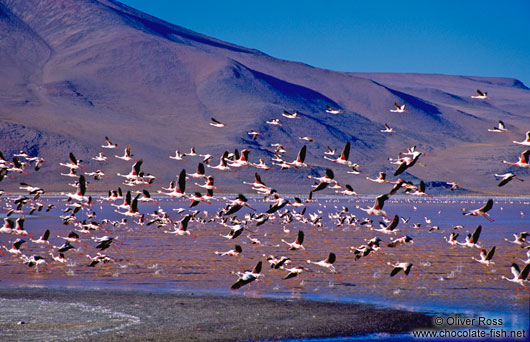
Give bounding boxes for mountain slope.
[1,0,529,195]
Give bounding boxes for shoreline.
[0,287,434,342]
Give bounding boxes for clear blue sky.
[119,0,530,87]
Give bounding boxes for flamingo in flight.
[381,123,395,133]
[356,194,390,217]
[472,246,495,266]
[390,103,408,113]
[324,142,353,166]
[513,131,530,146]
[393,151,422,176]
[282,230,307,253]
[215,245,242,256]
[308,252,337,273]
[488,120,511,133]
[308,168,337,192]
[115,145,134,161]
[502,150,530,168]
[494,173,524,187]
[458,225,484,248]
[169,150,186,160]
[501,263,530,291]
[462,199,494,222]
[471,89,490,100]
[282,110,301,119]
[389,262,413,277]
[325,105,343,114]
[230,261,263,290]
[266,256,291,269]
[102,136,118,149]
[247,130,262,140]
[209,117,227,127]
[92,152,108,162]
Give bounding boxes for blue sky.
[119,0,530,87]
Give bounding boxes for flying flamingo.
[390,103,408,113]
[513,131,530,146]
[502,150,530,168]
[462,199,494,222]
[494,173,524,187]
[471,89,490,100]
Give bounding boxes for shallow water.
[1,196,529,338]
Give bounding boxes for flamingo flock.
[0,95,529,298]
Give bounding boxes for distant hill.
[1,0,529,195]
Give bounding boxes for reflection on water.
[0,196,529,330]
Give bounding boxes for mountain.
[1,0,529,195]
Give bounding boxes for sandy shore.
[0,287,434,341]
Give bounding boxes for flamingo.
[266,119,282,126]
[471,89,490,100]
[324,142,352,166]
[253,159,271,170]
[115,145,134,161]
[513,131,530,146]
[164,215,192,236]
[230,261,263,290]
[390,103,408,113]
[91,152,108,162]
[502,150,530,168]
[244,172,269,191]
[501,263,530,291]
[336,184,360,199]
[208,152,231,171]
[494,173,524,187]
[59,152,82,170]
[324,146,336,156]
[187,163,207,179]
[408,181,433,198]
[283,266,305,280]
[458,225,483,248]
[308,252,336,273]
[488,120,511,133]
[462,199,494,222]
[356,194,389,217]
[247,130,262,140]
[102,136,118,149]
[366,172,387,184]
[282,110,301,119]
[169,150,186,160]
[223,194,255,216]
[504,232,529,248]
[215,245,242,256]
[210,117,227,127]
[472,246,495,266]
[30,229,50,246]
[393,151,422,176]
[228,149,251,168]
[21,255,47,270]
[289,145,311,169]
[3,238,25,255]
[66,175,89,203]
[447,182,460,191]
[266,256,291,269]
[381,123,395,133]
[389,262,413,276]
[325,105,343,114]
[387,235,414,248]
[282,230,307,253]
[159,169,186,198]
[308,168,337,192]
[374,215,400,234]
